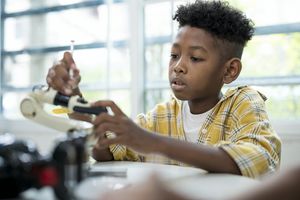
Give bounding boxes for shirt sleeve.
[109,143,141,161]
[218,89,281,178]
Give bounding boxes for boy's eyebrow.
[171,43,180,49]
[171,43,207,53]
[190,45,207,52]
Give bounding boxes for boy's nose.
[174,59,187,74]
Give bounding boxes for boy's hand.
[92,100,157,154]
[46,52,81,96]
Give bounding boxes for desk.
[22,161,259,199]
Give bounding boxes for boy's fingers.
[47,67,72,94]
[48,68,55,78]
[51,78,72,95]
[73,67,80,74]
[93,131,107,142]
[71,68,80,79]
[92,100,125,116]
[67,68,81,87]
[48,60,69,82]
[62,51,76,69]
[92,112,118,126]
[94,123,120,136]
[54,62,70,81]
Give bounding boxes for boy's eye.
[190,57,202,62]
[170,53,179,59]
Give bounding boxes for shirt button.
[202,129,207,134]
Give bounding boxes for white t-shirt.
[182,101,212,143]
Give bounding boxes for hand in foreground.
[46,52,81,96]
[100,174,188,200]
[92,100,158,154]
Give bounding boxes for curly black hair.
[173,0,255,59]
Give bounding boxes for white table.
[22,161,259,199]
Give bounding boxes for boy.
[46,0,281,178]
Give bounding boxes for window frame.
[1,0,300,120]
[0,0,132,115]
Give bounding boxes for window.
[0,0,131,119]
[143,0,300,120]
[1,0,300,121]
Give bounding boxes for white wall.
[0,119,300,169]
[272,120,300,170]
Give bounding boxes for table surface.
[22,161,259,200]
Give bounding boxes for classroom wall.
[0,119,299,169]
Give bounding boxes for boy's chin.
[173,93,188,101]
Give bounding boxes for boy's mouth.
[171,78,186,91]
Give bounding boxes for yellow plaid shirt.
[109,86,281,178]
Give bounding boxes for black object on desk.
[0,132,89,200]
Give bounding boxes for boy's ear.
[223,58,242,84]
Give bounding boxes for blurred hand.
[100,174,188,200]
[92,100,157,154]
[46,52,81,96]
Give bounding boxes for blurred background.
[0,0,299,168]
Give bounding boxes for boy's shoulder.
[223,85,267,102]
[214,86,270,120]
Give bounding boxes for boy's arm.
[159,89,280,177]
[215,90,281,178]
[155,135,241,174]
[91,101,240,173]
[156,88,279,177]
[93,124,239,173]
[91,98,280,177]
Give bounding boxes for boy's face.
[169,26,225,102]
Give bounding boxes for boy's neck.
[187,93,222,114]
